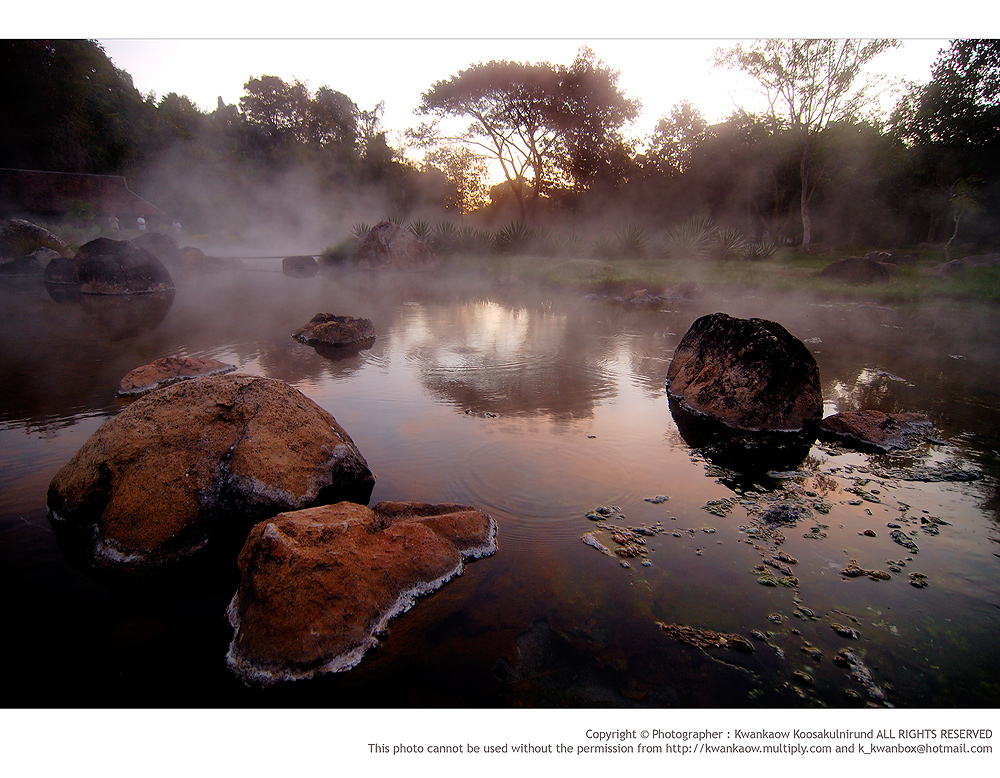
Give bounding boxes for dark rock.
[819,410,935,453]
[44,256,79,286]
[356,221,437,270]
[282,255,319,278]
[226,500,496,683]
[818,256,895,283]
[666,312,822,432]
[46,374,375,572]
[0,218,73,259]
[292,313,375,349]
[131,231,179,263]
[117,355,237,396]
[890,529,919,554]
[175,246,243,274]
[863,251,916,267]
[0,247,61,276]
[930,253,1000,276]
[762,502,812,526]
[74,237,174,294]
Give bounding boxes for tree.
[418,47,639,219]
[889,40,1000,244]
[715,39,898,250]
[645,100,710,176]
[0,39,155,175]
[423,144,490,213]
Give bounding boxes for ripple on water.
[445,437,639,546]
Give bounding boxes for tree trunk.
[799,138,812,252]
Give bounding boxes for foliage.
[320,240,355,264]
[715,39,899,249]
[409,219,432,242]
[493,220,531,253]
[662,215,716,260]
[417,46,639,218]
[351,222,373,241]
[645,100,710,175]
[713,226,748,260]
[616,223,649,258]
[742,240,779,260]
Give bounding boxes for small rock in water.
[645,495,670,504]
[890,529,919,554]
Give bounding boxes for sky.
[95,37,948,153]
[10,1,975,158]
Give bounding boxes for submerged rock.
[117,355,237,396]
[226,500,496,683]
[655,621,755,653]
[819,410,935,453]
[356,221,437,270]
[74,237,174,294]
[666,312,822,432]
[47,374,375,571]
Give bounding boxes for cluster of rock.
[665,311,938,453]
[0,218,73,261]
[48,360,495,683]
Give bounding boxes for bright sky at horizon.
[96,38,948,158]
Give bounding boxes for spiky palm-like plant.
[494,220,531,253]
[350,222,373,241]
[742,240,778,260]
[409,219,432,242]
[617,223,649,258]
[663,215,715,260]
[713,226,748,260]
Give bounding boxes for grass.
[438,248,1000,303]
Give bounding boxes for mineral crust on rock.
[226,500,497,684]
[47,374,375,571]
[666,312,822,432]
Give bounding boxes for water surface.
[2,265,998,707]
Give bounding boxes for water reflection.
[2,269,999,707]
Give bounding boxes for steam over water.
[1,265,998,707]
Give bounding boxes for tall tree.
[418,48,638,219]
[645,100,710,176]
[715,39,898,250]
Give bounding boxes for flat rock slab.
[292,313,375,347]
[227,500,496,684]
[666,312,822,432]
[47,374,375,571]
[117,355,237,396]
[819,410,935,452]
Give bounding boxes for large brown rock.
[226,500,497,684]
[819,410,934,452]
[356,221,437,270]
[292,313,375,348]
[666,312,822,432]
[117,355,237,396]
[47,374,375,571]
[0,218,73,259]
[75,237,174,294]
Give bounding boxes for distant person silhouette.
[137,215,146,232]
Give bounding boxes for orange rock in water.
[117,355,236,396]
[47,375,375,571]
[227,501,497,684]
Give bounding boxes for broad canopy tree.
[417,47,639,219]
[715,39,899,250]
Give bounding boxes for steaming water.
[1,266,998,708]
